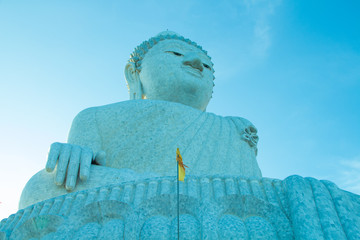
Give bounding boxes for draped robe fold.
[68,100,262,179]
[19,100,262,208]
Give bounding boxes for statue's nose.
[182,54,203,72]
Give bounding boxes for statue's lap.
[19,165,152,209]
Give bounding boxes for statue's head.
[125,31,215,111]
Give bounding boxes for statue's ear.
[125,62,143,100]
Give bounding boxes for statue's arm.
[67,107,103,154]
[45,107,105,191]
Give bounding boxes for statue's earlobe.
[125,62,143,100]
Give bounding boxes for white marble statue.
[2,31,359,240]
[19,31,261,208]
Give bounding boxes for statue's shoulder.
[225,115,257,130]
[73,106,98,122]
[72,100,198,125]
[73,101,135,121]
[79,100,202,116]
[68,101,135,145]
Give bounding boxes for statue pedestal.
[1,175,359,239]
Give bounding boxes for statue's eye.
[203,63,211,70]
[166,51,183,56]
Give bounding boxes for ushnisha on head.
[125,31,215,111]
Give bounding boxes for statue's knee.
[19,169,65,209]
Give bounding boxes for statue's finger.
[46,142,61,172]
[94,150,106,166]
[79,147,92,181]
[55,144,71,186]
[65,145,81,191]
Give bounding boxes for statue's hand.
[45,142,106,191]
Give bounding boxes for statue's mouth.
[182,65,203,78]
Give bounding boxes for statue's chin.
[19,165,159,209]
[175,88,211,111]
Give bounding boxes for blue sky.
[1,0,359,219]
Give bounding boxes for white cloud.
[244,0,282,57]
[253,21,271,57]
[337,156,360,194]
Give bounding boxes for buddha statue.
[19,31,261,208]
[2,31,358,240]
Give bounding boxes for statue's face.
[139,39,214,111]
